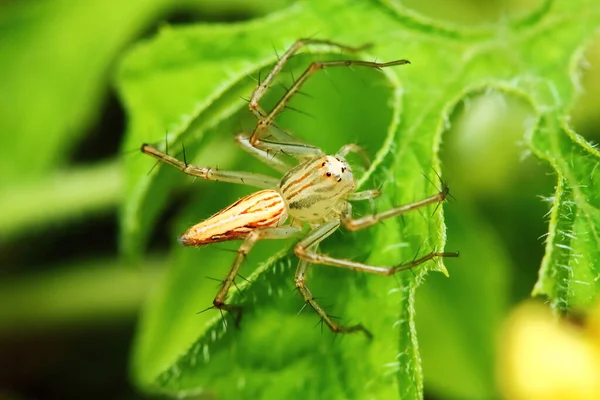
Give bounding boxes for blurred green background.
[1,0,599,399]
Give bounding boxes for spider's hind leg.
[294,259,373,339]
[210,226,300,328]
[248,38,371,120]
[292,219,457,336]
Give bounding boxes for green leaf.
[531,119,600,310]
[118,0,600,398]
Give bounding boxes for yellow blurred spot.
[498,302,600,400]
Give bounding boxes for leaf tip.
[437,264,450,277]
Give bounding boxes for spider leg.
[342,185,450,231]
[213,226,301,327]
[248,137,325,160]
[292,220,456,337]
[248,39,409,158]
[346,189,381,201]
[294,220,458,277]
[235,133,291,173]
[295,259,372,339]
[344,191,380,220]
[141,143,279,189]
[250,58,409,148]
[249,38,370,120]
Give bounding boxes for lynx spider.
[141,38,458,338]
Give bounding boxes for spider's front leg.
[246,38,409,159]
[248,38,370,121]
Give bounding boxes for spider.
[141,38,458,338]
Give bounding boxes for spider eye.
[341,167,346,173]
[326,172,332,177]
[321,162,327,167]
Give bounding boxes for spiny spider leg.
[342,185,450,231]
[235,134,291,173]
[294,219,458,276]
[295,259,373,339]
[237,132,325,165]
[249,38,370,120]
[247,38,409,155]
[140,143,279,189]
[240,126,371,163]
[252,137,325,160]
[213,226,300,326]
[250,58,409,147]
[249,57,410,151]
[289,186,457,336]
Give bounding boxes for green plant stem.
[0,257,165,335]
[0,160,122,240]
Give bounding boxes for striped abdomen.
[179,189,287,246]
[279,155,355,222]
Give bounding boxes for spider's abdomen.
[278,156,355,222]
[179,189,287,246]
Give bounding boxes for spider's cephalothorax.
[279,155,355,222]
[141,38,458,338]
